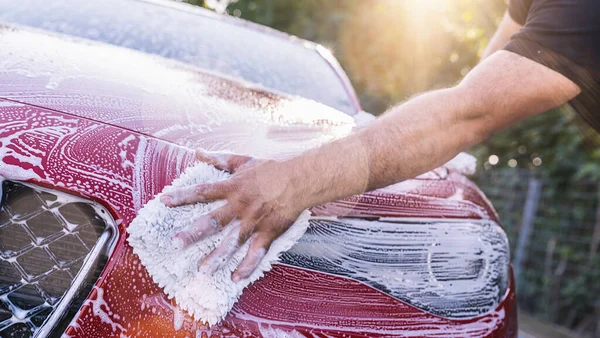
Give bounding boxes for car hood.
[0,25,355,159]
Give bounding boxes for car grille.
[0,180,116,338]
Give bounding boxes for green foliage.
[476,165,599,333]
[471,106,599,183]
[559,257,600,318]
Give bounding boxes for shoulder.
[506,0,600,84]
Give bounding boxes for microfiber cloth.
[127,162,310,326]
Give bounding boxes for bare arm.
[287,51,580,205]
[481,10,522,60]
[162,51,580,281]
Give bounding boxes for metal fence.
[475,168,600,338]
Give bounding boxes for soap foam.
[127,162,310,326]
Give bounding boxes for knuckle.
[246,202,270,223]
[229,194,251,212]
[207,215,220,228]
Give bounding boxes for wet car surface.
[0,1,517,337]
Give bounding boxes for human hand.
[160,151,306,282]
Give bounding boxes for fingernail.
[231,274,242,283]
[207,217,218,231]
[160,195,172,206]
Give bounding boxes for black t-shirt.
[505,0,600,134]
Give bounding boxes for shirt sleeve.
[508,0,534,25]
[504,0,600,137]
[504,0,600,91]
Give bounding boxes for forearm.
[287,87,482,209]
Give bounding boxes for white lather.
[127,162,310,326]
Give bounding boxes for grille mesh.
[0,180,115,337]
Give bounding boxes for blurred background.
[181,0,600,336]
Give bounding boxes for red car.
[0,0,517,337]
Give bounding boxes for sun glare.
[339,0,487,99]
[406,0,453,13]
[400,0,454,30]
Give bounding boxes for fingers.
[172,204,235,249]
[198,221,242,275]
[196,150,253,173]
[231,233,272,283]
[159,185,198,207]
[160,180,233,207]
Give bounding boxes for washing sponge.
[127,162,310,326]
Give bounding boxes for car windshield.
[0,0,357,115]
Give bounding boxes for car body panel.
[0,14,516,338]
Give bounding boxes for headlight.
[281,217,510,318]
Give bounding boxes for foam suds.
[83,286,125,333]
[127,162,310,326]
[444,152,477,176]
[281,218,510,319]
